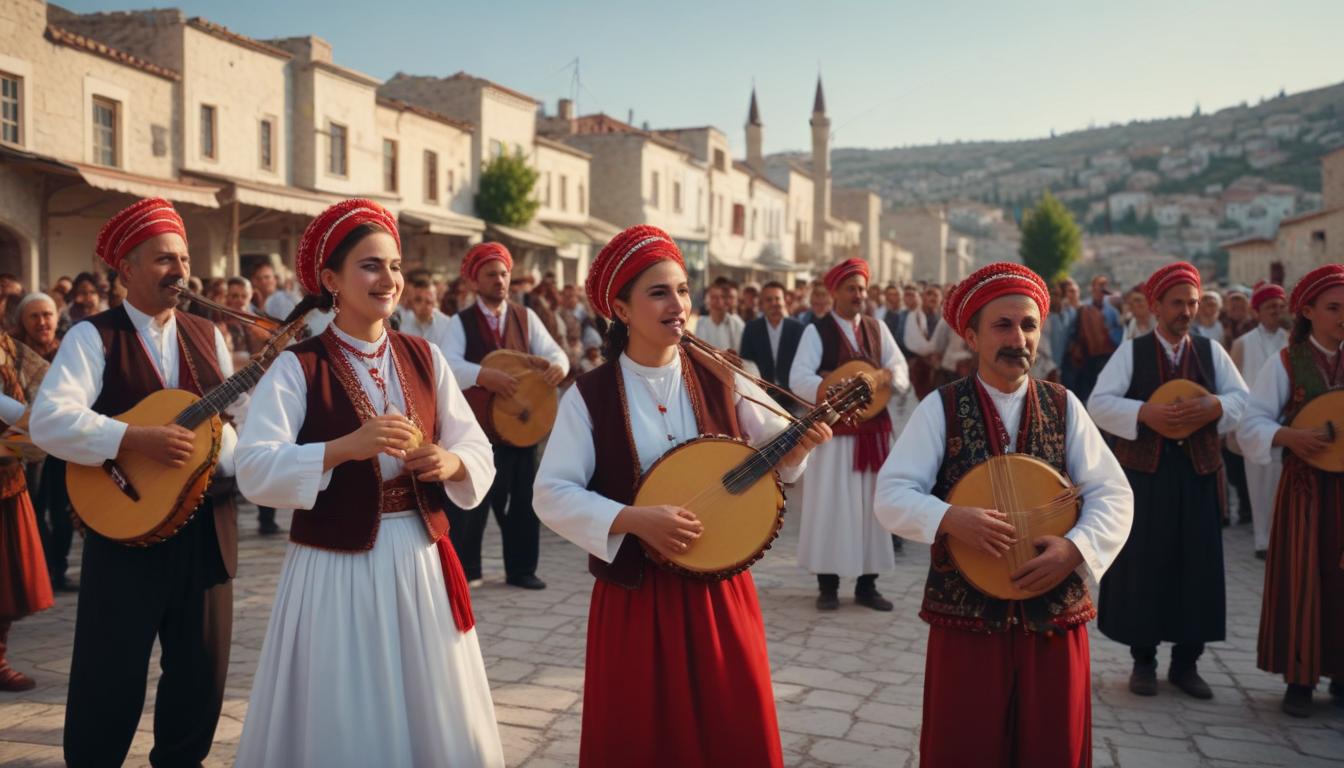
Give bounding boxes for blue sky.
[63,0,1344,154]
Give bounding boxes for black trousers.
[447,443,539,580]
[1132,642,1205,670]
[63,508,231,768]
[33,457,75,585]
[817,574,879,594]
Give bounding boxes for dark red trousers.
[921,623,1091,768]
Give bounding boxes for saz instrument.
[945,454,1082,600]
[1147,379,1212,440]
[1289,389,1344,473]
[68,314,307,545]
[633,371,875,580]
[820,360,890,421]
[478,349,558,447]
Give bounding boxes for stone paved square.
[1,501,1341,766]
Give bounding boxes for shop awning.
[542,221,594,246]
[400,210,486,237]
[183,171,339,217]
[75,163,220,208]
[709,249,756,270]
[487,220,558,249]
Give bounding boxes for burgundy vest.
[85,305,236,575]
[1111,332,1222,476]
[459,301,530,443]
[288,330,450,551]
[816,312,882,374]
[926,376,1095,634]
[573,347,740,589]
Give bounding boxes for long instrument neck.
[721,401,836,494]
[174,359,267,429]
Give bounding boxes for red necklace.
[331,331,392,411]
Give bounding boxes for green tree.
[475,151,539,227]
[1018,192,1082,283]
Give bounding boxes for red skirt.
[580,561,782,768]
[0,488,53,620]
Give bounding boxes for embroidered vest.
[574,348,741,589]
[288,330,450,551]
[1111,332,1222,476]
[1283,342,1339,424]
[459,301,530,443]
[925,376,1095,633]
[815,313,893,470]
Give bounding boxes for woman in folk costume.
[875,263,1133,767]
[1230,281,1290,558]
[0,332,53,691]
[1237,265,1344,717]
[789,257,909,610]
[234,199,503,766]
[533,225,830,767]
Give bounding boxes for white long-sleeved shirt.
[534,352,806,562]
[1086,334,1248,441]
[235,324,494,512]
[875,376,1134,582]
[1237,336,1340,467]
[788,313,910,403]
[903,310,944,357]
[30,301,239,475]
[697,312,745,353]
[399,308,454,351]
[442,299,569,388]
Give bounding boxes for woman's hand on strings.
[1010,535,1084,593]
[780,422,833,468]
[327,414,418,468]
[614,504,703,559]
[1275,426,1331,459]
[939,505,1016,558]
[404,444,465,483]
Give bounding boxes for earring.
[332,290,341,316]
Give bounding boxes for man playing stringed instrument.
[443,242,568,590]
[1088,261,1249,700]
[790,257,909,611]
[28,198,239,766]
[875,262,1132,767]
[1237,264,1344,717]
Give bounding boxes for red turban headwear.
[295,199,400,295]
[462,242,513,282]
[94,197,186,270]
[942,262,1050,339]
[1250,280,1286,311]
[823,258,870,292]
[1290,264,1344,315]
[585,225,684,320]
[1144,261,1201,307]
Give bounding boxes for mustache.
[996,347,1031,361]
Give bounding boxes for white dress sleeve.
[235,352,329,510]
[732,372,806,483]
[788,324,824,403]
[1209,341,1249,435]
[1237,357,1290,466]
[533,386,627,562]
[904,314,939,356]
[29,321,127,465]
[1086,339,1142,439]
[874,392,951,543]
[429,345,495,509]
[1061,391,1135,582]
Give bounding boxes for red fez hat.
[943,262,1050,338]
[462,242,513,282]
[823,258,870,292]
[1290,264,1344,315]
[585,225,684,320]
[295,199,400,295]
[1144,261,1201,307]
[1250,280,1286,311]
[94,197,186,270]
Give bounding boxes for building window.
[673,181,683,213]
[328,121,348,176]
[650,171,660,208]
[578,183,585,214]
[559,174,568,211]
[542,172,551,206]
[489,139,504,159]
[382,139,398,193]
[91,96,119,167]
[732,203,746,236]
[259,118,274,170]
[751,209,757,239]
[713,148,726,171]
[200,104,217,160]
[424,150,439,203]
[1,73,21,146]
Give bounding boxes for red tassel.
[435,536,476,633]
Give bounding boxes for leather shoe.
[53,577,79,593]
[0,665,35,692]
[1282,684,1313,717]
[259,520,283,536]
[816,591,839,611]
[506,574,547,590]
[1254,549,1267,561]
[1169,666,1213,699]
[1329,679,1343,704]
[855,590,894,611]
[1129,661,1158,696]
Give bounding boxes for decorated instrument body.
[1146,378,1212,440]
[479,349,558,447]
[945,454,1080,601]
[1289,388,1344,473]
[819,359,890,421]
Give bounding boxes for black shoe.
[855,590,894,611]
[1237,514,1252,525]
[1129,661,1158,696]
[505,574,546,590]
[1282,684,1313,717]
[259,520,283,536]
[816,591,839,611]
[1169,666,1213,699]
[52,577,79,593]
[1254,549,1267,561]
[1329,679,1343,704]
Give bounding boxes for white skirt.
[235,512,504,768]
[796,435,897,577]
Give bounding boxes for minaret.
[810,75,831,261]
[745,87,764,172]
